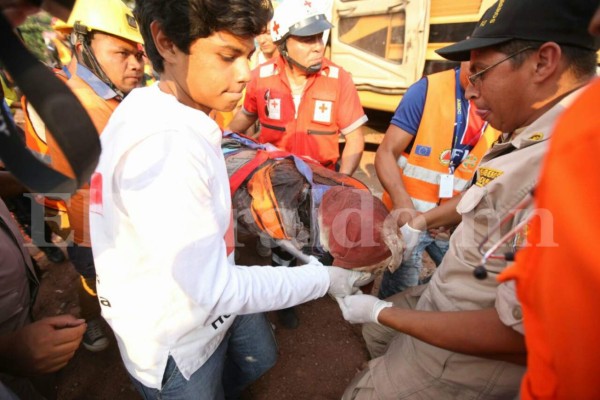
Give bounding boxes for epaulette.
[324,66,339,79]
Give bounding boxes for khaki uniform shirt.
[370,90,581,399]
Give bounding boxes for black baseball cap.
[437,0,600,61]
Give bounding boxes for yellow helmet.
[52,0,143,45]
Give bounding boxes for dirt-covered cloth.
[222,133,400,272]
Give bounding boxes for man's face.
[256,28,277,56]
[286,33,325,71]
[167,31,253,114]
[89,32,143,95]
[465,47,533,133]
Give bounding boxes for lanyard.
[447,69,464,175]
[448,68,488,175]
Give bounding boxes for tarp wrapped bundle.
[222,133,401,273]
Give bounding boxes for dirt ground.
[31,237,435,400]
[32,244,369,400]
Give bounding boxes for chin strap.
[73,22,126,100]
[279,43,322,75]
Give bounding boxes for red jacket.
[243,56,367,168]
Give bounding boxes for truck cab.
[329,0,496,112]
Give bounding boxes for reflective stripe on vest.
[22,96,49,161]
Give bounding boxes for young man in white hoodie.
[89,0,366,399]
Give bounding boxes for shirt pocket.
[456,185,488,215]
[310,91,337,127]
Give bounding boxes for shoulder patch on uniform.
[259,64,277,78]
[475,167,503,187]
[528,132,544,141]
[327,66,339,79]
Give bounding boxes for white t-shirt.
[89,83,329,389]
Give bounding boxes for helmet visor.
[289,13,332,37]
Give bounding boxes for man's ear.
[150,20,178,64]
[74,41,84,61]
[531,42,562,83]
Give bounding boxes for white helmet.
[270,0,332,44]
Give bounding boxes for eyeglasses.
[468,46,534,86]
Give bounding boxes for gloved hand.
[335,294,393,324]
[327,267,370,297]
[400,222,423,259]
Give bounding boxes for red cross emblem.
[273,21,280,35]
[270,99,279,109]
[304,1,312,7]
[319,103,328,113]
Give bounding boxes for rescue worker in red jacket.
[227,0,367,176]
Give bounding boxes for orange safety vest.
[55,72,119,246]
[21,69,69,215]
[252,58,347,169]
[21,67,70,162]
[383,69,499,212]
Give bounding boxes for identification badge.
[439,174,454,198]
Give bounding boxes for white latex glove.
[400,222,423,259]
[335,294,393,324]
[327,267,370,297]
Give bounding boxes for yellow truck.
[329,0,496,112]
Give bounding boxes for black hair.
[497,39,597,80]
[134,0,274,73]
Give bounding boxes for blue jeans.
[130,313,277,400]
[378,233,449,299]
